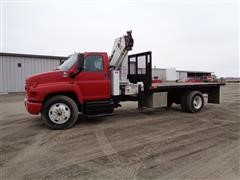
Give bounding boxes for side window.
[84,55,104,72]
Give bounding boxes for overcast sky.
[1,0,239,77]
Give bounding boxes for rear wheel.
[186,91,204,112]
[41,95,79,129]
[181,91,204,113]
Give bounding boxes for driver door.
[75,55,110,101]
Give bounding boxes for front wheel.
[41,95,79,129]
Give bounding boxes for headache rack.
[127,51,152,92]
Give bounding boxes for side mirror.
[70,53,84,78]
[77,53,84,71]
[69,71,76,78]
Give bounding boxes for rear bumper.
[24,98,42,115]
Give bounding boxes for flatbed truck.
[25,31,225,129]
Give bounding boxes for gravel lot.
[0,83,239,180]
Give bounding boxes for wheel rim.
[48,103,71,124]
[193,95,202,109]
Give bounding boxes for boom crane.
[109,31,136,96]
[109,31,134,69]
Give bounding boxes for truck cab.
[25,52,115,129]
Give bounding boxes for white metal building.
[0,53,67,93]
[176,70,212,80]
[152,68,212,81]
[152,68,166,80]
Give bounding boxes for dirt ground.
[0,83,239,180]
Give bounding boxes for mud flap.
[208,85,220,104]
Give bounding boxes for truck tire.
[186,91,204,113]
[41,95,79,130]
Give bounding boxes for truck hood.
[26,70,70,85]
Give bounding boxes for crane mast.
[109,31,134,69]
[109,31,140,96]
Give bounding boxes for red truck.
[25,31,224,129]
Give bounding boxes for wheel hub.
[193,96,202,109]
[49,103,71,124]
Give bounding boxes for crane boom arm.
[109,31,134,69]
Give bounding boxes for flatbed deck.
[152,82,224,90]
[149,82,225,104]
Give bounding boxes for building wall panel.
[152,69,166,80]
[1,56,60,93]
[178,72,188,80]
[0,57,4,93]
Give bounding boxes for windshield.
[58,54,78,71]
